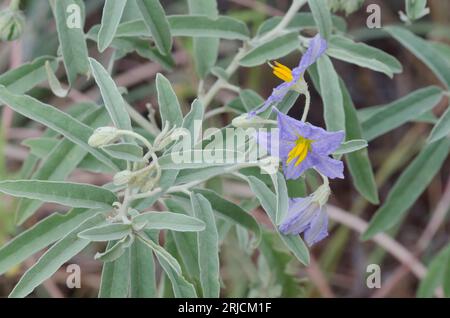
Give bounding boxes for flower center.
[269,61,293,82]
[287,136,313,167]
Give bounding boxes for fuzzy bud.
[88,127,119,147]
[0,8,25,41]
[113,170,133,186]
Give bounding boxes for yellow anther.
[269,61,294,82]
[287,136,313,167]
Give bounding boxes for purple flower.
[279,196,328,246]
[250,34,328,116]
[255,110,345,180]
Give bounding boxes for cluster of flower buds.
[0,0,25,41]
[152,121,188,151]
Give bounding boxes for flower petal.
[310,153,344,179]
[279,197,317,235]
[304,206,328,246]
[312,130,345,155]
[292,34,328,77]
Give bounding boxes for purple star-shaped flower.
[250,34,328,116]
[255,110,345,180]
[279,196,328,246]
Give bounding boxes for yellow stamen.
[287,136,313,167]
[269,60,293,82]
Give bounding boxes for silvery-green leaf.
[362,86,443,141]
[102,143,143,161]
[136,0,172,55]
[95,235,134,262]
[0,180,117,210]
[363,138,450,239]
[182,99,204,143]
[191,193,220,298]
[9,214,105,298]
[0,208,96,275]
[156,73,183,129]
[132,211,205,232]
[130,238,156,297]
[333,139,368,155]
[89,58,132,131]
[427,104,450,143]
[0,86,120,171]
[317,55,345,132]
[97,0,127,52]
[386,26,450,88]
[138,234,182,275]
[417,244,450,298]
[99,243,130,297]
[78,223,132,241]
[53,0,90,85]
[308,0,333,40]
[327,35,402,78]
[45,60,69,98]
[240,32,299,67]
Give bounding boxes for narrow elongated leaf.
[427,104,450,143]
[246,176,309,265]
[188,0,219,78]
[333,139,368,155]
[0,208,94,275]
[0,56,57,94]
[0,180,117,210]
[308,0,332,40]
[99,243,130,297]
[130,239,156,297]
[95,235,133,262]
[138,234,182,275]
[327,35,402,78]
[385,26,450,88]
[317,56,345,132]
[156,73,183,128]
[182,99,204,143]
[102,143,143,161]
[132,211,205,232]
[9,214,105,298]
[363,138,450,239]
[78,223,132,241]
[97,0,127,52]
[89,58,132,131]
[417,244,450,298]
[136,0,172,55]
[16,108,110,224]
[157,252,197,298]
[362,86,443,141]
[54,0,90,85]
[191,193,220,298]
[274,172,289,225]
[0,86,119,170]
[240,32,299,67]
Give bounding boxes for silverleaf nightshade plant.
[0,0,448,299]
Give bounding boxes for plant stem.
[301,89,311,122]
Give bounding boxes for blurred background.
[0,0,449,297]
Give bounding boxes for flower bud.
[259,156,280,175]
[232,114,266,129]
[0,9,25,41]
[113,170,132,186]
[88,127,119,147]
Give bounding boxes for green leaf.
[327,35,402,78]
[363,138,450,239]
[89,58,132,131]
[136,0,172,55]
[246,176,309,265]
[194,189,261,244]
[362,86,443,141]
[17,108,111,225]
[99,243,130,297]
[0,180,117,209]
[156,73,183,129]
[9,214,105,298]
[239,32,299,67]
[308,0,333,40]
[95,235,134,262]
[385,26,450,88]
[402,0,430,22]
[54,0,90,85]
[130,238,156,297]
[132,211,205,232]
[78,223,132,241]
[138,234,182,275]
[333,139,368,155]
[97,0,127,52]
[417,244,450,298]
[0,208,95,275]
[45,60,69,97]
[0,56,57,94]
[102,143,143,161]
[168,15,249,40]
[188,0,219,78]
[182,99,204,143]
[273,172,289,225]
[317,55,345,132]
[0,86,120,171]
[427,104,450,143]
[191,193,220,297]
